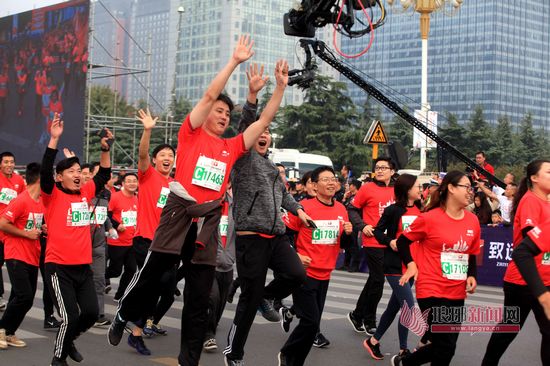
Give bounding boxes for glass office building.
[175,0,339,107]
[341,1,550,130]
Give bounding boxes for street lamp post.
[387,0,463,172]
[168,4,185,145]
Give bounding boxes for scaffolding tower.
[85,0,181,167]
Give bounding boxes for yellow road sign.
[364,120,388,145]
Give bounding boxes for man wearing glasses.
[346,157,396,336]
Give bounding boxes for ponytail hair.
[511,159,550,218]
[425,170,467,212]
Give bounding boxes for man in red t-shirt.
[279,166,352,366]
[105,173,138,300]
[109,37,290,366]
[0,163,43,349]
[0,151,25,309]
[41,116,112,366]
[473,151,495,183]
[347,157,396,335]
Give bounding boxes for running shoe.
[94,315,111,327]
[363,337,383,360]
[0,329,7,349]
[312,333,330,348]
[127,334,151,355]
[279,307,293,333]
[203,338,217,352]
[44,315,62,329]
[258,298,280,322]
[68,342,83,362]
[346,311,365,333]
[6,335,26,348]
[108,313,127,346]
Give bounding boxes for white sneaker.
[0,329,8,349]
[0,297,6,311]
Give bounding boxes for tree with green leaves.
[518,112,539,163]
[465,105,493,159]
[488,116,516,166]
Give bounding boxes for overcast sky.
[1,0,69,17]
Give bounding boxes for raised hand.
[232,35,254,64]
[246,63,269,95]
[137,108,158,131]
[50,113,64,139]
[100,128,114,151]
[63,148,76,158]
[274,59,289,88]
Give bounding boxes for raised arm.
[189,35,254,129]
[40,114,63,194]
[242,59,288,149]
[137,108,158,172]
[238,63,268,132]
[92,128,113,195]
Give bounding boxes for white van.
[269,148,333,178]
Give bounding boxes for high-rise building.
[175,0,340,108]
[340,1,550,130]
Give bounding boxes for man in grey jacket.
[223,84,312,366]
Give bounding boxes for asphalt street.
[0,268,543,366]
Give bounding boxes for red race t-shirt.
[2,191,43,266]
[352,182,394,248]
[403,207,481,300]
[527,223,550,276]
[43,181,97,265]
[175,115,247,204]
[0,172,26,242]
[284,198,349,280]
[134,166,172,241]
[108,190,138,246]
[505,191,550,286]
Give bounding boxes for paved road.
[0,268,543,365]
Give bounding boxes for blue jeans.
[373,275,414,350]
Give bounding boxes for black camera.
[283,0,379,38]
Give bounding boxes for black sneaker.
[68,342,83,362]
[224,356,245,366]
[277,352,289,366]
[390,353,405,366]
[50,357,68,366]
[203,338,217,352]
[127,334,151,355]
[400,349,412,358]
[108,313,127,346]
[363,337,384,360]
[365,324,377,336]
[104,285,111,294]
[347,311,365,333]
[94,315,111,327]
[258,298,280,322]
[312,333,330,348]
[279,307,293,333]
[44,315,62,329]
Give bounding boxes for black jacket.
[373,204,407,275]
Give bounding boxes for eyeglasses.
[374,166,391,171]
[455,184,474,192]
[317,177,339,183]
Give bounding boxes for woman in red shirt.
[482,159,550,366]
[393,171,481,366]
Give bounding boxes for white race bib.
[312,220,340,245]
[441,252,468,280]
[0,188,17,205]
[219,215,229,237]
[542,252,550,266]
[90,206,107,225]
[121,210,137,227]
[69,202,90,227]
[191,156,226,191]
[401,215,418,231]
[24,213,43,230]
[156,187,170,208]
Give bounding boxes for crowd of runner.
[0,35,548,366]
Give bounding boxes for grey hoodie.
[230,101,302,235]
